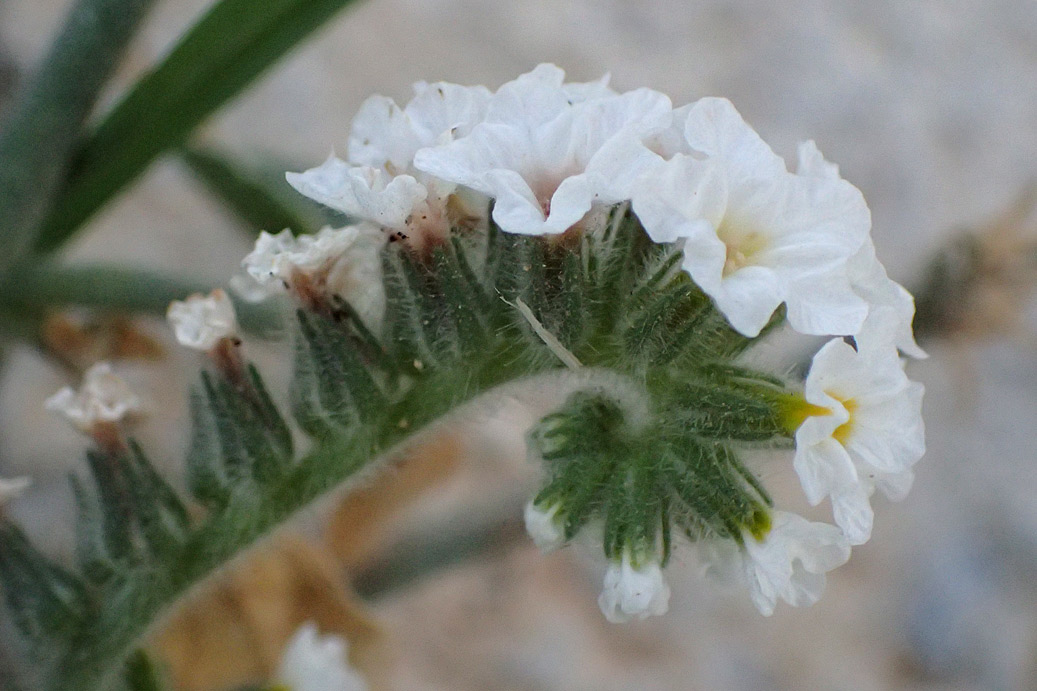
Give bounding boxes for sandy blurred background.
[2,1,1037,689]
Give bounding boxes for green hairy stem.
[0,207,793,690]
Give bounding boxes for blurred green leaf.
[123,650,167,691]
[33,0,364,254]
[0,262,280,332]
[180,146,335,236]
[0,0,158,272]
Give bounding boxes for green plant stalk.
[2,210,794,689]
[54,351,582,690]
[0,0,157,272]
[33,0,364,254]
[0,262,280,331]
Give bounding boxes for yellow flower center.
[718,217,769,276]
[831,395,857,446]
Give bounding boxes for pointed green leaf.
[0,0,157,271]
[33,0,364,253]
[180,146,331,236]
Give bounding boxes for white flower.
[228,272,271,303]
[523,501,566,552]
[598,550,671,623]
[276,622,367,691]
[797,140,926,358]
[633,98,869,337]
[413,63,673,236]
[45,362,143,432]
[700,511,851,616]
[242,224,386,328]
[794,325,925,544]
[0,476,31,507]
[166,289,237,351]
[288,81,491,246]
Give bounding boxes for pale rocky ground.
[1,1,1037,689]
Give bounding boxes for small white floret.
[598,550,671,623]
[166,289,237,351]
[241,225,387,329]
[288,81,491,244]
[700,511,851,616]
[413,63,673,236]
[633,99,870,338]
[276,622,368,691]
[523,501,566,552]
[794,329,925,544]
[44,362,143,432]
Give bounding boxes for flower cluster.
[208,64,925,622]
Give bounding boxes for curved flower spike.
[598,550,671,623]
[45,362,143,433]
[700,511,851,616]
[166,289,237,352]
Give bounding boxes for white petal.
[348,94,422,171]
[794,434,858,504]
[598,552,671,623]
[277,622,368,691]
[44,362,143,432]
[849,238,927,357]
[682,97,787,181]
[711,266,787,337]
[166,289,237,351]
[523,501,566,552]
[562,72,614,102]
[831,484,875,545]
[795,139,840,180]
[415,72,675,237]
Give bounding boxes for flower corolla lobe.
[167,289,237,351]
[45,362,143,433]
[598,550,671,623]
[700,511,851,616]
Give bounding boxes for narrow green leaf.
[33,0,365,253]
[0,0,158,272]
[0,262,280,332]
[123,649,166,691]
[180,146,331,236]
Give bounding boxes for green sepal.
[185,387,231,509]
[0,520,87,642]
[83,449,136,561]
